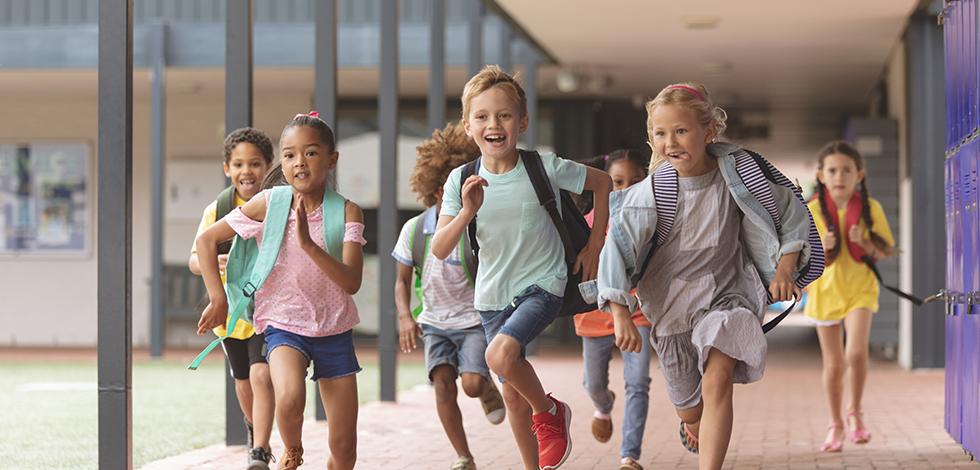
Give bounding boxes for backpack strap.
[633,164,678,287]
[459,232,477,286]
[215,185,237,221]
[215,186,237,255]
[734,148,825,291]
[521,150,575,266]
[460,159,481,260]
[321,189,347,260]
[188,187,293,370]
[411,207,436,271]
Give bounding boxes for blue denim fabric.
[582,326,652,460]
[264,327,361,381]
[479,284,563,356]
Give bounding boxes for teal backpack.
[406,205,477,319]
[188,185,347,370]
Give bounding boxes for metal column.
[428,0,446,131]
[907,10,947,369]
[149,21,168,359]
[378,0,399,403]
[467,0,483,76]
[97,0,133,468]
[497,20,512,72]
[223,0,253,445]
[314,0,338,130]
[313,0,338,421]
[522,44,540,149]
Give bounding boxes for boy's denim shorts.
[264,327,361,381]
[420,323,491,382]
[479,284,563,358]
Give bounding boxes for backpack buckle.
[242,282,257,298]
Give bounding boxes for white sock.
[594,410,611,420]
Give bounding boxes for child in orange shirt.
[574,149,651,470]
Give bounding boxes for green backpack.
[406,205,477,319]
[188,185,347,370]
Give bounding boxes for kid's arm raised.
[295,196,365,295]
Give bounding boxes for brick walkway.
[141,324,977,469]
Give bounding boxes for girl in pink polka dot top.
[195,112,366,470]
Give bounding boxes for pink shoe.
[847,411,872,444]
[820,424,844,453]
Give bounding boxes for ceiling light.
[556,70,580,93]
[683,15,721,30]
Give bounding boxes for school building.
[0,0,944,362]
[4,0,976,463]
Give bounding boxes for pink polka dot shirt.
[223,190,367,338]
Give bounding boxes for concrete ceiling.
[496,0,918,112]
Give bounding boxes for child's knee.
[275,390,305,417]
[459,373,484,398]
[249,364,272,386]
[701,370,733,402]
[329,434,357,463]
[431,371,458,403]
[844,349,867,367]
[485,338,520,374]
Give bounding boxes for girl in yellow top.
[188,127,276,468]
[805,141,894,454]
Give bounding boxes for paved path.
[142,324,977,469]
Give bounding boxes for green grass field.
[0,356,426,469]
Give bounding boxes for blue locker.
[966,142,980,457]
[960,144,976,451]
[946,155,955,437]
[951,150,963,443]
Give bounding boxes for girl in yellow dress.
[805,141,895,453]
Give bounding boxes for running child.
[598,83,822,470]
[392,122,507,470]
[805,140,894,452]
[188,127,276,469]
[432,65,613,470]
[196,112,365,470]
[574,148,652,470]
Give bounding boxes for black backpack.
[459,150,597,317]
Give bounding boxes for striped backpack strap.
[733,148,825,290]
[632,164,678,287]
[653,163,679,246]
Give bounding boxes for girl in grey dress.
[597,83,819,470]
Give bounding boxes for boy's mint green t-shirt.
[440,152,587,311]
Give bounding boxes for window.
[0,143,91,255]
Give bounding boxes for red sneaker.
[531,394,572,470]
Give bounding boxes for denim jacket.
[596,142,823,314]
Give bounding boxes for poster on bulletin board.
[0,143,90,256]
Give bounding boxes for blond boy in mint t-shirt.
[432,65,612,470]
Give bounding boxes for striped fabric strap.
[653,163,678,245]
[733,149,825,290]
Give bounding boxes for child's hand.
[460,175,487,216]
[847,225,871,251]
[197,297,228,335]
[398,314,422,353]
[611,304,642,353]
[295,195,314,249]
[823,231,837,252]
[768,267,800,302]
[217,254,229,272]
[574,241,602,281]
